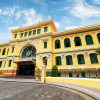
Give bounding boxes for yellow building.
[0,19,100,78]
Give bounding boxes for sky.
[0,0,100,43]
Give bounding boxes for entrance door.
[18,64,35,76]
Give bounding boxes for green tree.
[51,65,58,77]
[96,48,100,55]
[36,68,41,77]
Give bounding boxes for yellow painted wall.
[41,77,100,89]
[0,19,100,75]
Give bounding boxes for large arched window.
[21,46,36,58]
[64,38,71,47]
[66,56,73,65]
[55,40,60,49]
[89,54,98,64]
[77,55,85,64]
[97,33,100,43]
[74,37,82,46]
[2,48,6,55]
[56,56,61,65]
[85,35,93,45]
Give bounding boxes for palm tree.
[96,48,100,55]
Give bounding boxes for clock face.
[26,50,31,57]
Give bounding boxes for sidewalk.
[0,78,100,100]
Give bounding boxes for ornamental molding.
[21,57,32,61]
[84,51,89,57]
[18,43,25,52]
[48,53,51,58]
[12,57,14,62]
[25,39,32,44]
[33,41,39,48]
[62,53,65,59]
[39,54,42,59]
[73,52,76,58]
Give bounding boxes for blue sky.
[0,0,100,43]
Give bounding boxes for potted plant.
[36,68,41,81]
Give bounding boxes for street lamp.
[44,56,48,83]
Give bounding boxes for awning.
[13,60,36,65]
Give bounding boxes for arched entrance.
[18,64,35,76]
[14,45,36,76]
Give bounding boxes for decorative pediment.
[25,39,32,44]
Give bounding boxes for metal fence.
[46,69,100,78]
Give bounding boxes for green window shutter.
[64,38,71,47]
[33,30,36,35]
[81,55,85,64]
[97,33,100,43]
[43,57,47,65]
[0,61,2,68]
[55,40,60,49]
[21,33,23,38]
[12,47,14,53]
[44,42,47,48]
[90,54,98,64]
[25,32,27,37]
[15,34,17,38]
[81,72,86,77]
[85,35,93,45]
[9,60,12,67]
[2,48,6,55]
[37,29,41,34]
[56,57,61,65]
[74,37,81,46]
[29,31,32,36]
[66,56,73,65]
[44,27,48,32]
[77,55,85,64]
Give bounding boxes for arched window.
[74,37,82,46]
[9,60,12,67]
[55,40,60,49]
[2,48,6,55]
[64,38,71,47]
[77,55,85,64]
[0,61,2,68]
[89,54,98,64]
[97,33,100,43]
[43,57,47,65]
[21,46,36,58]
[66,56,73,65]
[56,56,61,65]
[85,35,93,45]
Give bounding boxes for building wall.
[0,19,100,76]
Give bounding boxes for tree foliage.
[36,68,41,77]
[51,65,58,77]
[96,48,100,55]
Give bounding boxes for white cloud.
[54,21,61,28]
[65,26,78,30]
[50,1,56,5]
[61,7,70,11]
[71,0,100,19]
[22,8,43,26]
[30,0,47,6]
[8,26,20,31]
[93,0,100,4]
[0,6,17,16]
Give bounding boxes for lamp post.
[44,56,48,83]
